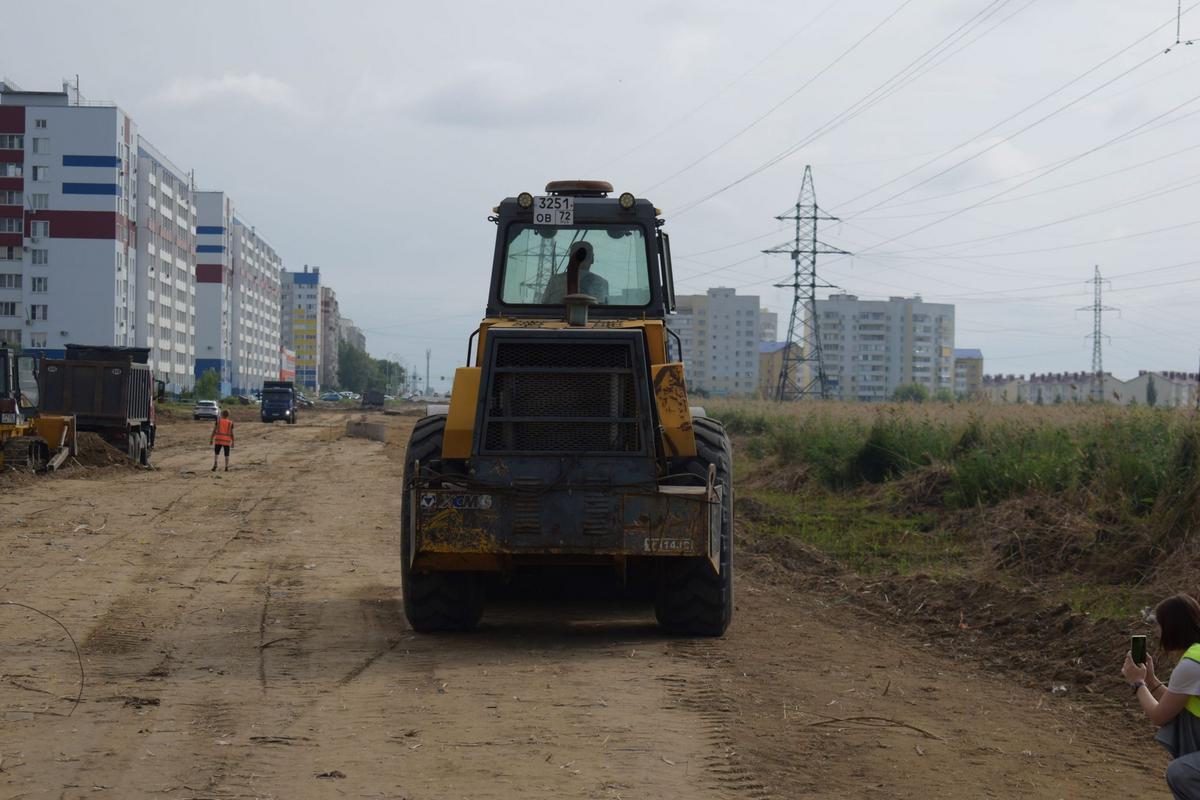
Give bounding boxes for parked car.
[193,400,220,421]
[320,392,343,402]
[296,394,315,408]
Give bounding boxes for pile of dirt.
[72,432,139,469]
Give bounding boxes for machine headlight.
[619,192,635,209]
[517,192,534,209]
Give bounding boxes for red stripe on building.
[197,264,225,283]
[26,210,124,240]
[0,150,23,164]
[0,178,22,192]
[0,233,21,247]
[0,107,24,133]
[0,204,21,217]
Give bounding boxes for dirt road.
[0,412,1169,798]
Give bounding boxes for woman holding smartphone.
[1122,593,1200,799]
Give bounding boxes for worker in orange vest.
[211,409,235,472]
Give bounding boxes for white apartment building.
[281,266,321,392]
[135,138,196,391]
[339,317,366,352]
[230,217,282,393]
[0,81,139,355]
[672,287,761,396]
[759,310,779,343]
[817,294,955,402]
[194,191,233,393]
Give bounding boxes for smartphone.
[1132,635,1147,665]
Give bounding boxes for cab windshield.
[501,224,651,306]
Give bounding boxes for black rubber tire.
[655,416,734,637]
[401,414,485,632]
[138,431,151,467]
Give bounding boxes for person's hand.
[1145,653,1158,685]
[1122,651,1148,683]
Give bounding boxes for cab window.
[501,224,652,306]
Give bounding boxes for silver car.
[193,400,220,421]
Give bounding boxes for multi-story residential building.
[194,191,233,394]
[230,218,282,393]
[953,348,984,398]
[672,287,761,396]
[280,265,321,392]
[0,80,139,356]
[319,285,339,389]
[759,310,779,343]
[817,294,955,402]
[338,317,366,352]
[135,138,196,390]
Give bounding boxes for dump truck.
[402,180,732,635]
[261,380,297,424]
[0,346,76,471]
[361,389,385,410]
[38,344,159,466]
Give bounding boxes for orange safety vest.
[213,418,234,447]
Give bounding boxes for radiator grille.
[481,338,643,454]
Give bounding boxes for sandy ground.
[0,411,1171,799]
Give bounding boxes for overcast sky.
[6,0,1200,385]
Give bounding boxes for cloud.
[149,72,304,113]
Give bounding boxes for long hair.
[1156,594,1200,652]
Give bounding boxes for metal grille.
[482,339,642,453]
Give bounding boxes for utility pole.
[1079,266,1117,403]
[425,348,431,396]
[764,165,849,401]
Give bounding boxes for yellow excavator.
[0,346,75,471]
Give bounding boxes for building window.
[31,221,49,238]
[0,246,19,261]
[31,277,47,293]
[0,302,17,316]
[32,166,49,182]
[34,119,47,129]
[29,333,46,348]
[0,329,19,345]
[0,273,20,288]
[31,138,49,154]
[0,190,19,205]
[31,249,48,265]
[0,218,20,233]
[0,135,22,149]
[30,304,47,320]
[0,164,22,178]
[30,193,49,210]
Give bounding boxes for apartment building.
[339,317,366,352]
[135,138,196,390]
[230,218,282,393]
[319,285,339,388]
[0,81,139,355]
[672,287,761,396]
[953,348,984,398]
[759,310,779,343]
[281,265,321,392]
[817,294,955,402]
[194,191,233,393]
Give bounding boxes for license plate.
[0,413,15,424]
[533,196,573,225]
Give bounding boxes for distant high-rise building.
[319,285,339,388]
[194,191,234,393]
[281,266,321,392]
[816,293,955,401]
[338,316,366,352]
[229,217,282,393]
[0,80,140,358]
[759,310,778,343]
[135,137,196,391]
[953,348,984,398]
[671,288,761,396]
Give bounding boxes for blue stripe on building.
[62,183,121,196]
[195,358,227,379]
[25,347,67,360]
[62,155,121,168]
[196,226,225,235]
[293,272,319,285]
[197,244,225,253]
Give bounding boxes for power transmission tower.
[1079,266,1117,402]
[425,348,432,396]
[764,165,850,401]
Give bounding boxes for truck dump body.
[39,357,152,428]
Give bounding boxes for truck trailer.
[38,344,160,466]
